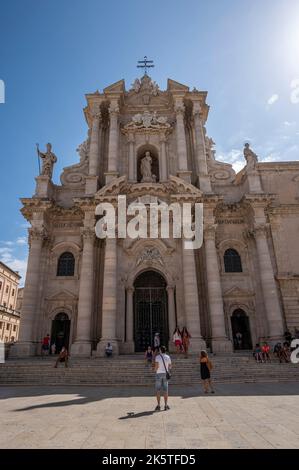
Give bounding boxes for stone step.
[1,355,299,385]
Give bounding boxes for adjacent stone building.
[0,261,21,343]
[12,74,299,357]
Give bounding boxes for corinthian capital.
[174,100,185,115]
[29,227,46,242]
[192,102,202,118]
[204,223,217,240]
[81,227,95,243]
[109,100,120,116]
[91,107,102,121]
[253,223,269,238]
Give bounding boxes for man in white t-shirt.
[154,346,172,411]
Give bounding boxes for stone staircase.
[1,354,299,386]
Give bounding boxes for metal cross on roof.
[137,56,155,75]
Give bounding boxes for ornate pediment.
[94,175,203,201]
[104,79,125,94]
[46,289,78,301]
[223,286,254,298]
[167,79,189,92]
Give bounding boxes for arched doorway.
[134,270,168,352]
[231,309,252,350]
[50,312,71,353]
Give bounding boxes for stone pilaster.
[125,286,134,351]
[11,228,45,357]
[193,102,212,192]
[97,237,119,355]
[85,109,101,194]
[127,133,135,182]
[167,285,176,352]
[253,223,284,339]
[204,224,232,352]
[182,241,206,352]
[105,100,119,184]
[159,133,168,181]
[71,227,95,356]
[175,99,191,182]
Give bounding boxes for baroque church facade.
[12,73,299,357]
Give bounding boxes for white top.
[155,353,172,374]
[173,332,181,342]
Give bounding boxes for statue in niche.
[243,143,258,171]
[37,143,57,179]
[140,151,156,182]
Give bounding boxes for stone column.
[128,133,135,181]
[105,100,119,184]
[254,224,284,338]
[89,111,101,176]
[193,103,211,192]
[167,285,176,351]
[11,228,45,356]
[160,133,168,181]
[71,228,95,356]
[175,99,191,182]
[125,287,134,351]
[204,225,232,352]
[97,237,119,355]
[182,241,206,352]
[86,110,101,194]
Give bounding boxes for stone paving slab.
[0,382,299,449]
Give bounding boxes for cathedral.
[12,70,299,357]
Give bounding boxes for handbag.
[160,353,171,380]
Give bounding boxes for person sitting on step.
[105,342,113,358]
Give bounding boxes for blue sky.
[0,0,299,284]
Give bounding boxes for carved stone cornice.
[242,193,277,208]
[48,204,84,218]
[73,197,98,211]
[20,199,53,222]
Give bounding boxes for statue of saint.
[243,143,258,171]
[140,151,155,182]
[37,143,57,178]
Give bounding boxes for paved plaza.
[1,383,299,449]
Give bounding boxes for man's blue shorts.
[155,373,168,392]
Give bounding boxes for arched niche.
[136,144,159,183]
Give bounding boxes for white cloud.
[267,94,279,105]
[16,236,27,245]
[283,121,296,127]
[217,148,244,173]
[0,247,13,256]
[0,240,28,286]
